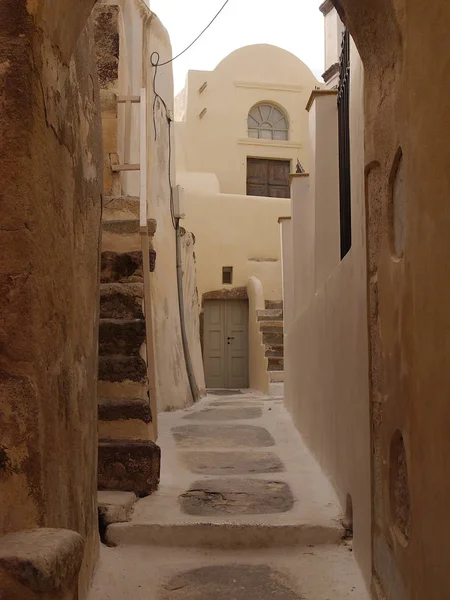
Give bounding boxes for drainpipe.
[175,224,200,402]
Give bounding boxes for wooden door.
[247,158,290,198]
[203,300,249,389]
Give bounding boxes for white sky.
[150,0,325,93]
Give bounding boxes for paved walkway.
[89,391,369,599]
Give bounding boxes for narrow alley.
[90,391,368,599]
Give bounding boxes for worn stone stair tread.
[98,439,161,496]
[98,396,152,423]
[102,219,140,235]
[259,322,284,332]
[98,491,137,525]
[256,309,283,321]
[98,355,147,383]
[265,300,283,310]
[269,371,284,383]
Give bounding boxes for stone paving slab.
[88,545,370,600]
[180,479,294,516]
[183,407,263,421]
[160,564,299,600]
[180,451,284,475]
[172,424,275,448]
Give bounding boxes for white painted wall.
[282,43,371,586]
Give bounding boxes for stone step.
[269,371,284,383]
[100,282,144,319]
[98,439,161,496]
[264,344,284,358]
[89,544,369,599]
[256,308,283,321]
[103,195,140,220]
[99,318,146,356]
[262,332,283,345]
[106,520,342,549]
[98,396,152,424]
[102,219,140,235]
[98,490,137,526]
[101,250,143,283]
[265,300,283,310]
[267,357,284,371]
[259,321,284,333]
[99,355,147,383]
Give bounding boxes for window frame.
[247,103,289,141]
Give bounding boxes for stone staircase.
[97,195,160,497]
[257,300,284,392]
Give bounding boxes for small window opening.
[222,266,233,285]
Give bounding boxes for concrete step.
[267,357,284,371]
[262,331,283,345]
[98,355,147,383]
[100,282,144,319]
[269,371,284,383]
[259,321,284,334]
[103,196,139,220]
[89,544,369,600]
[264,344,284,358]
[99,318,146,357]
[106,520,342,549]
[265,300,283,310]
[257,308,283,321]
[98,439,161,496]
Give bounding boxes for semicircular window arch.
[248,103,289,141]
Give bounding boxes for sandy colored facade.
[95,0,205,417]
[176,45,321,391]
[2,0,450,598]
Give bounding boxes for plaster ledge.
[0,528,84,593]
[305,89,338,112]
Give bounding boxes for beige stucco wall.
[283,44,371,586]
[180,177,289,302]
[175,44,322,195]
[142,15,205,411]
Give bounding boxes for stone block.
[98,396,152,423]
[268,357,284,371]
[97,491,136,525]
[98,318,146,356]
[98,440,161,496]
[0,528,84,599]
[98,356,147,383]
[101,251,143,283]
[262,332,283,345]
[100,282,144,319]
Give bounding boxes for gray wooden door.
[247,158,291,198]
[203,300,249,389]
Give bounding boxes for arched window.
[248,103,289,140]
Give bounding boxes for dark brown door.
[247,158,290,198]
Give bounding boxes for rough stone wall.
[334,0,450,597]
[0,1,102,596]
